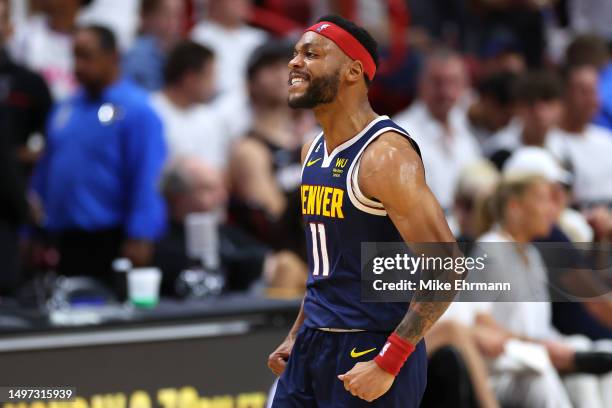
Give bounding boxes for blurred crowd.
[1,0,612,406]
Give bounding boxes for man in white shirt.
[191,0,266,97]
[393,49,481,211]
[547,64,612,208]
[483,71,563,169]
[151,41,231,170]
[78,0,140,51]
[10,0,92,100]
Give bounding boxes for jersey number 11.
[309,223,330,276]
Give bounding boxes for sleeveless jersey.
[301,115,422,332]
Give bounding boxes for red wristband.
[374,333,415,376]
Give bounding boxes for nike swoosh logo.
[306,158,322,167]
[350,347,377,358]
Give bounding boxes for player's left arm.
[339,131,460,402]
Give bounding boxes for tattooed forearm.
[394,301,452,344]
[394,243,465,344]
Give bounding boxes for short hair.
[421,47,466,77]
[140,0,163,16]
[161,160,192,196]
[492,175,547,222]
[560,62,599,85]
[163,40,214,85]
[477,72,518,107]
[513,71,563,104]
[315,14,379,86]
[247,39,293,80]
[565,34,609,69]
[78,25,117,52]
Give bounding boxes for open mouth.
[289,73,309,90]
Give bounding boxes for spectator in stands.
[478,33,527,78]
[0,0,52,294]
[503,147,590,242]
[484,71,563,169]
[468,0,549,68]
[156,156,307,294]
[10,0,92,100]
[123,0,184,91]
[151,41,232,170]
[393,49,481,212]
[564,34,612,131]
[452,160,500,243]
[31,25,166,285]
[424,318,503,408]
[467,71,518,145]
[229,40,314,259]
[191,0,266,96]
[0,0,53,173]
[548,64,612,208]
[77,0,141,50]
[502,147,612,342]
[476,175,612,408]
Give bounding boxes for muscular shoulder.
[359,131,424,188]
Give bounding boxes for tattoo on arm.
[395,301,452,344]
[394,244,464,344]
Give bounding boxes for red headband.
[305,21,376,81]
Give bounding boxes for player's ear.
[346,60,364,84]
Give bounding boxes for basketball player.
[268,15,458,406]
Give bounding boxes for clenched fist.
[268,336,296,376]
[338,360,395,402]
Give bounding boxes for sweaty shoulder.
[358,131,425,201]
[360,131,423,180]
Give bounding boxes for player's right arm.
[267,297,306,376]
[339,132,461,401]
[267,139,314,377]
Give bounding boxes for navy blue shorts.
[271,327,427,407]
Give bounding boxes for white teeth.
[291,78,305,85]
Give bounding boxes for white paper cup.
[127,267,162,308]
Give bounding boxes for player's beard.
[288,70,340,109]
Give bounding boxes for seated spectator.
[156,157,307,294]
[502,147,586,241]
[191,0,266,97]
[393,49,481,212]
[476,175,612,408]
[31,25,167,286]
[503,147,612,340]
[10,0,92,100]
[229,40,315,259]
[424,319,502,408]
[484,71,562,169]
[564,34,612,131]
[547,63,612,209]
[123,0,184,91]
[0,0,52,294]
[467,71,518,145]
[151,40,232,170]
[452,160,500,243]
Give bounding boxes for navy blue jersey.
[301,115,421,332]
